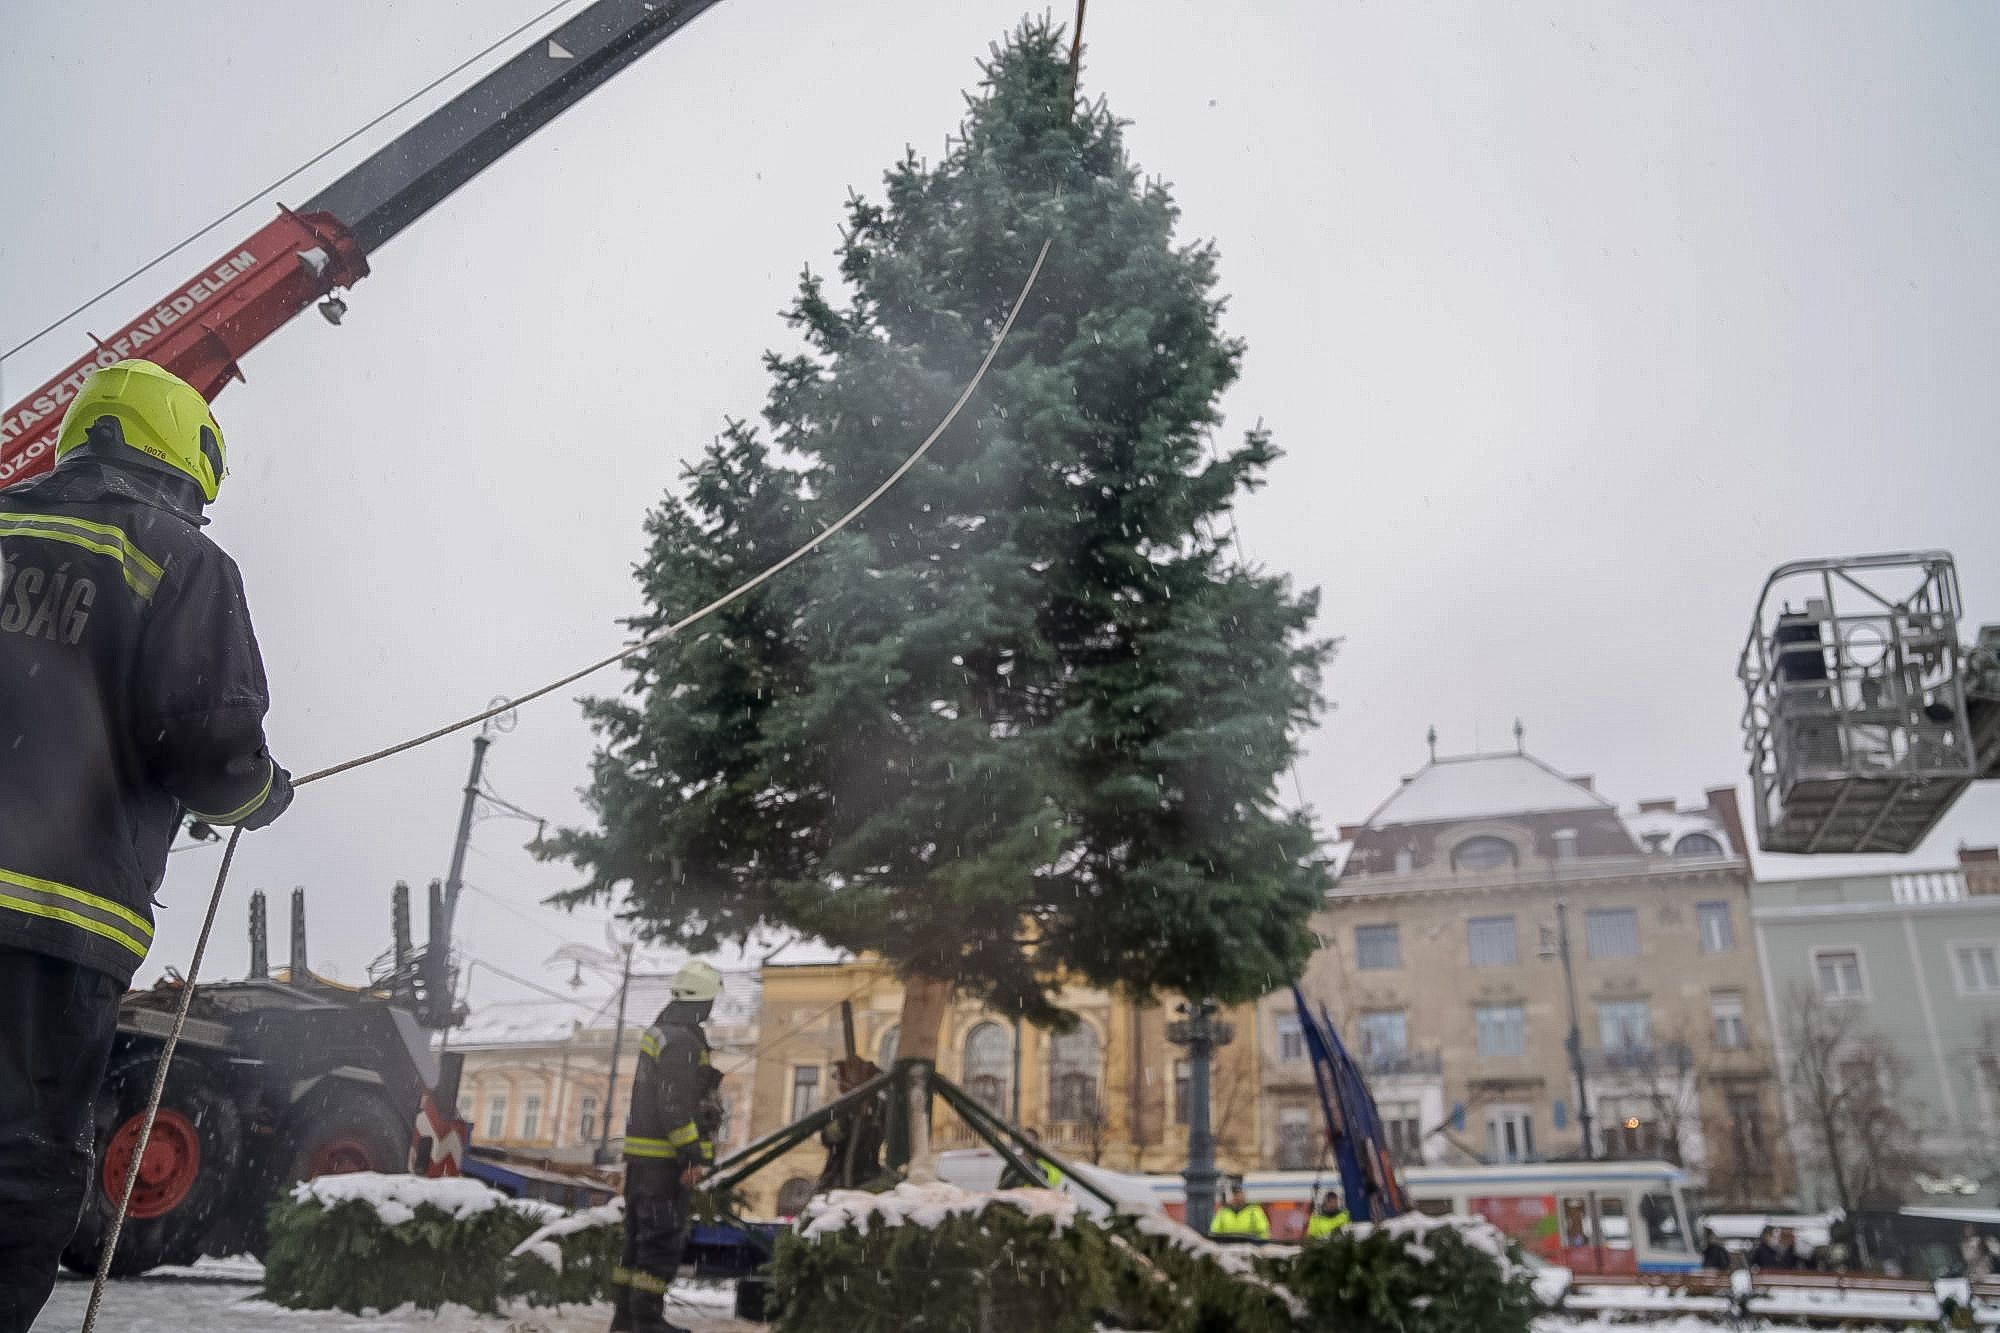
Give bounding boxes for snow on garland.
[798,1180,1080,1239]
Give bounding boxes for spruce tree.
[547,21,1332,1054]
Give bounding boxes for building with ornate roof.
[1258,744,1794,1208]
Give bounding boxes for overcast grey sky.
[4,0,1997,1007]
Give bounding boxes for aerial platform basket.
[1739,551,2000,855]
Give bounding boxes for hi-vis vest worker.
[0,359,291,1331]
[612,959,724,1333]
[1209,1187,1272,1241]
[1306,1197,1352,1239]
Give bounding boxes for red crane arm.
[0,210,366,488]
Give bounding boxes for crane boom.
[0,0,723,489]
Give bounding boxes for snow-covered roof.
[1361,752,1609,828]
[450,999,586,1049]
[589,966,761,1031]
[1622,807,1734,857]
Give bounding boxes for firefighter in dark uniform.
[611,960,725,1333]
[0,359,292,1331]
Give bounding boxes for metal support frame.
[1739,551,1980,853]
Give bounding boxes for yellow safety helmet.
[56,360,226,502]
[670,960,725,1003]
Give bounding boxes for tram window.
[1596,1194,1632,1249]
[1415,1197,1452,1217]
[1559,1195,1592,1247]
[1641,1191,1688,1251]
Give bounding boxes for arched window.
[963,1022,1012,1116]
[1674,832,1724,858]
[1049,1024,1101,1125]
[1452,835,1517,872]
[775,1176,815,1217]
[877,1024,901,1069]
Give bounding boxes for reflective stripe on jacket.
[0,459,284,982]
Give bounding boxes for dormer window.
[1675,832,1724,858]
[1452,835,1517,872]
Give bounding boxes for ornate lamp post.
[1166,998,1234,1234]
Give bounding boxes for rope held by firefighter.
[77,239,1051,1331]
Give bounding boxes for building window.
[1676,833,1724,858]
[1381,1100,1423,1164]
[1275,1015,1306,1062]
[1355,923,1400,970]
[1360,1010,1408,1061]
[1599,1097,1655,1158]
[1696,901,1735,953]
[1173,1059,1194,1125]
[1276,1107,1314,1170]
[578,1095,598,1143]
[1711,992,1747,1050]
[485,1094,507,1141]
[1598,1000,1651,1052]
[1814,948,1866,1001]
[1585,907,1640,959]
[877,1023,901,1068]
[963,1022,1013,1117]
[1468,915,1518,966]
[790,1065,821,1121]
[1049,1024,1101,1125]
[1453,836,1517,873]
[521,1094,543,1141]
[1954,943,2000,996]
[1484,1105,1535,1163]
[455,1092,474,1121]
[1475,1004,1526,1057]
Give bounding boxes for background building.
[1284,745,1791,1206]
[450,966,760,1167]
[1754,848,2000,1209]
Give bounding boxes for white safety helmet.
[671,959,724,1003]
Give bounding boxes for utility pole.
[595,940,635,1166]
[1166,998,1233,1235]
[1545,901,1596,1160]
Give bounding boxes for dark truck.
[65,884,466,1275]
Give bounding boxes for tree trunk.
[897,971,955,1180]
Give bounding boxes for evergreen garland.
[261,1192,541,1315]
[1283,1216,1541,1333]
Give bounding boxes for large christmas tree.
[548,21,1332,1059]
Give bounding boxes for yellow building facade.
[741,959,1264,1217]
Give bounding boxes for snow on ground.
[31,1276,754,1332]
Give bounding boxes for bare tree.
[1603,1029,1703,1169]
[1782,983,1931,1211]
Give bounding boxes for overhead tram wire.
[1,0,585,365]
[81,238,1054,1333]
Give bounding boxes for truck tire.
[231,1083,409,1260]
[282,1083,408,1181]
[63,1051,243,1276]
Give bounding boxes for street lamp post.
[595,942,634,1166]
[1166,998,1234,1235]
[1541,901,1595,1160]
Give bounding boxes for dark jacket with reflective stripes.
[624,1003,718,1168]
[0,457,288,983]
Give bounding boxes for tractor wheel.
[234,1083,408,1260]
[62,1051,242,1276]
[283,1083,408,1182]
